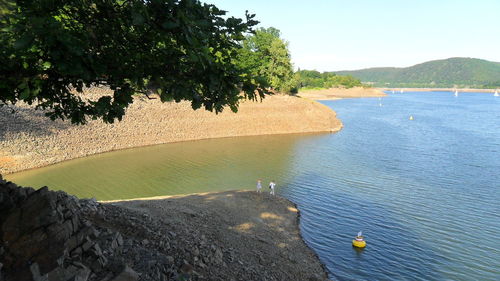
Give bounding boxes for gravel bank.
[1,178,328,281]
[298,87,387,100]
[0,88,341,174]
[105,190,329,280]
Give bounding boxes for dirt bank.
[0,88,341,174]
[298,87,386,100]
[105,190,329,280]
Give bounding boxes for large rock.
[110,265,139,281]
[0,181,120,281]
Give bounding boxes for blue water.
[280,91,500,280]
[8,91,500,280]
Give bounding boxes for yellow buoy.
[352,238,366,248]
[409,115,414,120]
[352,234,366,248]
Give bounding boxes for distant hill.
[334,57,500,88]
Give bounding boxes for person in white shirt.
[256,179,262,193]
[269,180,276,195]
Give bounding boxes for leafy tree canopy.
[0,0,267,124]
[236,27,296,93]
[296,70,362,89]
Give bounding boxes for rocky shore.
[0,177,329,281]
[298,87,387,100]
[0,88,341,174]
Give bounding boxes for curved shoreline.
[1,89,342,175]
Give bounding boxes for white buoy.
[409,115,414,120]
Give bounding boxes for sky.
[204,0,500,71]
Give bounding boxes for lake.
[7,91,500,280]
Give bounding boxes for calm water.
[7,91,500,280]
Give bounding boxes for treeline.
[295,70,363,89]
[336,57,500,88]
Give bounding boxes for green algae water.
[6,134,306,200]
[6,91,500,280]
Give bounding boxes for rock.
[214,248,223,264]
[110,265,139,281]
[179,263,193,280]
[192,247,200,257]
[30,263,48,281]
[165,256,174,264]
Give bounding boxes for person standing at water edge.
[269,180,276,195]
[256,179,262,193]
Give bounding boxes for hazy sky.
[204,0,500,71]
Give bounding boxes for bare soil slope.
[1,88,341,174]
[298,87,386,100]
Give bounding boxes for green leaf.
[42,61,51,70]
[14,34,33,49]
[20,87,30,99]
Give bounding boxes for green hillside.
[335,57,500,88]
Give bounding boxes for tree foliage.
[236,27,296,93]
[296,70,362,89]
[0,0,268,124]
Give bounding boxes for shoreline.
[1,89,342,175]
[298,87,387,100]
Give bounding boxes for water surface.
[7,91,500,281]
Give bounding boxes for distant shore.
[298,87,387,100]
[0,88,342,175]
[381,88,498,93]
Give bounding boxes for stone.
[47,265,78,281]
[71,266,91,281]
[82,239,94,252]
[30,263,48,281]
[166,256,174,264]
[214,248,223,264]
[110,265,139,281]
[192,247,200,256]
[116,233,123,247]
[0,188,14,212]
[179,263,193,274]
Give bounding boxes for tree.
[295,70,363,89]
[236,27,296,93]
[0,0,266,124]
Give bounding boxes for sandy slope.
[0,89,341,174]
[298,87,387,100]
